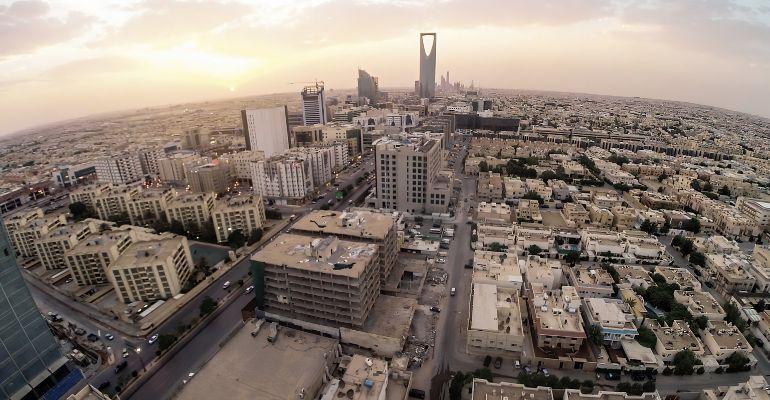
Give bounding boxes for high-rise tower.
[418,32,437,99]
[357,69,379,104]
[0,221,72,399]
[301,83,328,126]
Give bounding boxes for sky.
[1,0,769,135]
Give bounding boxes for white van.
[222,281,231,289]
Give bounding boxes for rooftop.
[67,230,131,254]
[251,234,378,278]
[110,237,186,270]
[571,266,615,287]
[706,320,750,351]
[653,266,699,289]
[292,210,395,240]
[472,379,554,400]
[177,323,338,400]
[529,284,584,336]
[648,320,703,352]
[674,290,724,316]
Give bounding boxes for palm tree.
[624,297,638,309]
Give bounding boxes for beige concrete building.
[562,203,590,228]
[211,194,266,243]
[477,172,505,203]
[318,354,406,400]
[158,152,206,183]
[94,185,139,220]
[523,256,563,290]
[527,283,585,351]
[185,162,230,193]
[674,290,725,320]
[504,177,527,201]
[736,197,770,229]
[251,234,380,328]
[468,282,526,353]
[515,225,553,254]
[581,297,637,346]
[471,379,554,400]
[291,209,398,285]
[374,136,446,214]
[653,266,702,291]
[68,183,112,209]
[705,254,756,295]
[588,204,614,228]
[109,236,194,303]
[702,320,752,362]
[8,213,67,258]
[476,202,512,223]
[476,221,516,249]
[525,179,553,201]
[567,266,615,298]
[517,200,543,223]
[750,245,770,293]
[564,389,660,400]
[693,235,740,255]
[472,250,523,293]
[611,206,637,230]
[615,265,654,289]
[251,154,315,200]
[126,187,175,226]
[165,192,216,231]
[65,230,134,286]
[702,376,770,400]
[646,319,704,362]
[35,220,99,270]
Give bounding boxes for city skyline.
[1,0,770,136]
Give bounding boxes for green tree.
[488,242,506,252]
[689,251,706,267]
[227,230,246,249]
[642,381,656,393]
[157,334,178,352]
[199,296,217,316]
[247,228,263,245]
[725,352,750,372]
[565,250,581,267]
[540,170,558,182]
[683,218,701,234]
[718,186,731,196]
[691,180,702,191]
[527,245,543,255]
[672,349,697,375]
[479,160,489,173]
[473,368,493,382]
[659,221,671,234]
[724,302,748,331]
[524,191,545,205]
[703,182,714,192]
[68,201,92,221]
[640,220,657,235]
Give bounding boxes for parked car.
[222,281,231,289]
[408,389,426,399]
[429,306,441,313]
[483,355,492,367]
[104,333,114,341]
[148,333,159,344]
[86,333,99,342]
[245,285,254,294]
[450,287,456,296]
[121,348,129,358]
[494,357,502,369]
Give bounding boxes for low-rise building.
[523,256,563,290]
[549,179,572,201]
[564,389,660,400]
[516,200,543,223]
[562,203,590,228]
[471,379,554,400]
[705,254,756,296]
[581,229,624,259]
[750,245,770,293]
[477,221,516,249]
[525,179,553,201]
[736,197,770,229]
[251,234,380,328]
[693,235,740,255]
[165,192,216,231]
[646,319,704,362]
[468,283,525,353]
[640,191,681,210]
[516,225,553,254]
[94,185,140,220]
[478,172,505,203]
[653,266,701,290]
[701,376,770,400]
[581,297,637,347]
[701,320,753,363]
[211,194,266,243]
[126,187,175,226]
[477,202,512,223]
[674,290,726,320]
[472,250,523,292]
[588,204,614,228]
[527,283,585,351]
[611,206,637,230]
[615,265,653,289]
[504,177,527,201]
[567,266,615,298]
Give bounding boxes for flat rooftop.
[251,234,378,279]
[215,194,261,210]
[648,320,702,352]
[615,265,652,283]
[530,285,584,335]
[292,210,395,240]
[176,323,338,400]
[707,320,750,350]
[571,266,615,287]
[653,267,699,288]
[111,237,184,269]
[472,379,554,400]
[564,390,660,400]
[674,290,724,316]
[67,231,131,254]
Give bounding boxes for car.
[408,389,426,399]
[605,372,620,380]
[515,360,521,369]
[114,361,128,374]
[86,333,99,342]
[121,348,129,358]
[523,366,532,374]
[450,287,456,296]
[148,333,159,344]
[494,357,502,369]
[429,306,441,313]
[245,285,254,294]
[436,258,446,264]
[183,372,196,384]
[541,368,549,377]
[65,278,73,283]
[222,281,231,289]
[104,333,114,341]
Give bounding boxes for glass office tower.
[0,221,68,399]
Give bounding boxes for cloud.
[0,0,95,58]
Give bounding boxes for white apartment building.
[736,197,770,228]
[523,255,563,290]
[138,147,165,176]
[212,194,266,243]
[241,106,291,157]
[751,246,770,293]
[126,187,175,226]
[109,236,194,303]
[95,152,144,184]
[468,283,525,353]
[165,192,216,231]
[374,136,445,214]
[250,155,314,200]
[94,185,140,220]
[69,183,112,209]
[287,146,334,188]
[35,220,98,270]
[581,297,638,346]
[65,230,134,285]
[220,150,264,181]
[8,213,67,258]
[158,152,206,183]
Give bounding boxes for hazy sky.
[1,0,769,135]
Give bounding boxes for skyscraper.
[0,221,72,399]
[301,83,328,126]
[357,69,379,103]
[418,32,437,99]
[241,106,291,157]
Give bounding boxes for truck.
[267,322,279,343]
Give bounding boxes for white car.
[148,333,159,344]
[222,281,231,289]
[183,372,196,384]
[245,285,254,294]
[105,333,114,341]
[122,348,129,358]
